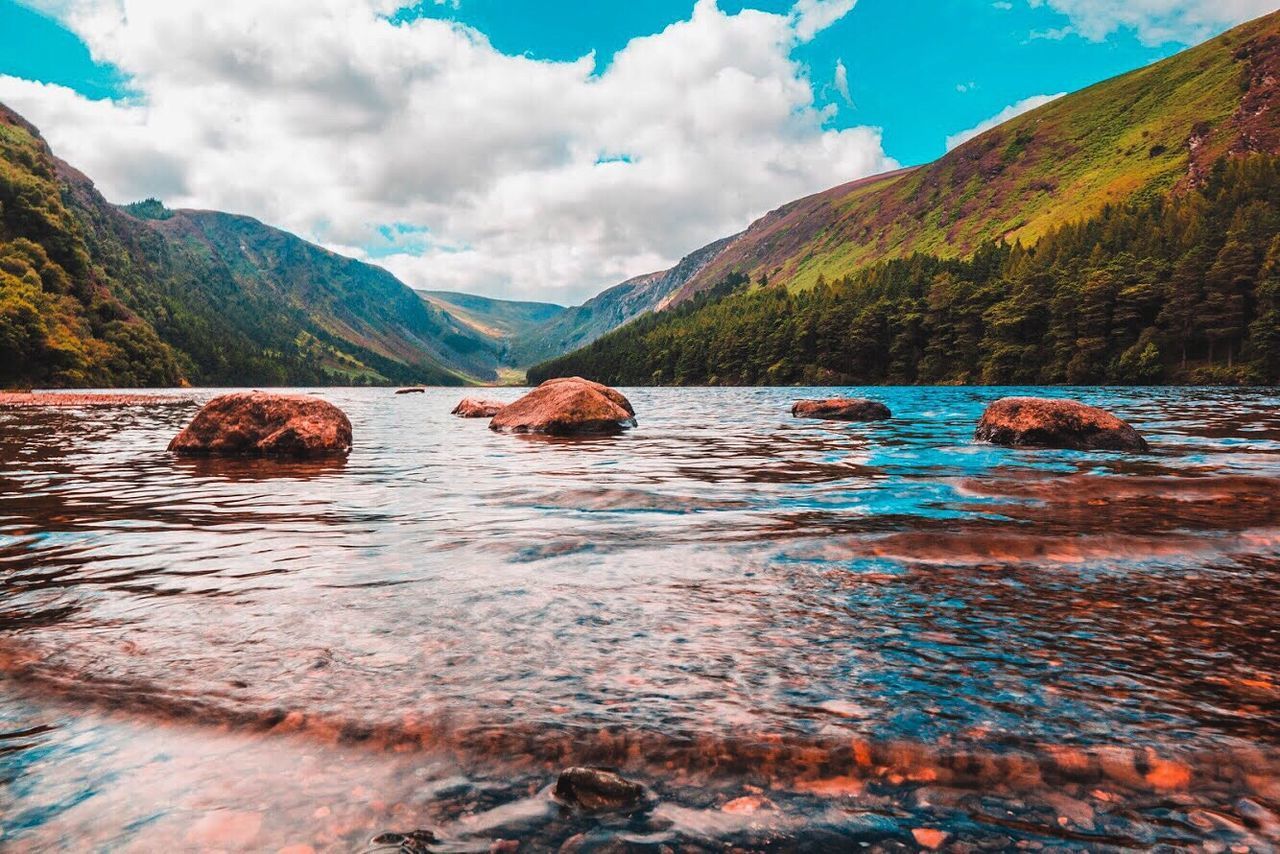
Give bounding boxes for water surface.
[1,386,1279,851]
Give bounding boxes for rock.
[490,378,636,436]
[452,397,507,418]
[395,387,426,395]
[791,398,891,421]
[553,767,649,812]
[975,397,1148,452]
[911,828,949,850]
[368,830,436,853]
[168,392,352,458]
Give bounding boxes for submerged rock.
[490,378,636,436]
[791,398,891,421]
[553,767,650,813]
[975,397,1148,452]
[168,392,352,458]
[395,387,426,395]
[452,397,507,418]
[366,829,436,853]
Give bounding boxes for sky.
[1,1,1277,305]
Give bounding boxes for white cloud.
[2,0,894,304]
[833,58,852,104]
[1027,0,1277,46]
[790,0,859,43]
[945,92,1065,151]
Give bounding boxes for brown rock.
[975,397,1148,452]
[395,387,426,395]
[452,397,507,418]
[168,392,352,458]
[553,767,649,812]
[791,398,891,421]
[490,378,636,436]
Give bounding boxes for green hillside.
[532,13,1280,388]
[0,102,493,388]
[669,10,1280,302]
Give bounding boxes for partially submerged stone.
[395,387,426,395]
[553,767,650,813]
[975,397,1148,452]
[168,392,352,458]
[367,830,436,853]
[452,397,507,418]
[791,398,891,421]
[490,378,636,436]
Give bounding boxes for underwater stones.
[490,378,636,436]
[452,397,507,418]
[168,392,352,458]
[367,829,436,853]
[553,767,650,813]
[975,397,1149,452]
[791,398,891,421]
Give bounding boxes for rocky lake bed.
[0,385,1278,851]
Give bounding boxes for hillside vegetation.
[532,12,1280,388]
[532,156,1280,387]
[1,103,492,388]
[667,11,1280,303]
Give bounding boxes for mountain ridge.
[660,10,1280,304]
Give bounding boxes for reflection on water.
[1,386,1279,851]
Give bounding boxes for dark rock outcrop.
[168,392,352,457]
[791,398,891,421]
[395,387,426,395]
[490,378,636,435]
[452,397,507,418]
[553,767,650,813]
[975,397,1148,451]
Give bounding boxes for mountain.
[661,10,1280,303]
[1,101,499,388]
[531,11,1280,387]
[504,234,739,367]
[417,290,566,377]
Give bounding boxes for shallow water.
[1,386,1279,851]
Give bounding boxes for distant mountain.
[663,9,1280,303]
[1,101,499,387]
[504,234,739,367]
[531,10,1280,387]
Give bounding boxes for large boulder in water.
[975,397,1148,452]
[451,397,507,418]
[490,378,635,435]
[168,392,352,457]
[792,398,891,421]
[553,767,650,813]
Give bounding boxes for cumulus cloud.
[2,0,892,304]
[945,92,1065,151]
[1027,0,1277,46]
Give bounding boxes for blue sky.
[0,0,1271,302]
[5,0,1186,165]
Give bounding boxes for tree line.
[531,155,1280,387]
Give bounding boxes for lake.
[1,386,1278,851]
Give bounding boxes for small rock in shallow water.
[367,829,437,852]
[975,396,1148,452]
[490,378,636,436]
[791,398,891,421]
[395,388,426,395]
[452,397,507,418]
[168,392,352,458]
[553,767,650,812]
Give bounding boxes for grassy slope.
[418,290,565,342]
[673,11,1279,300]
